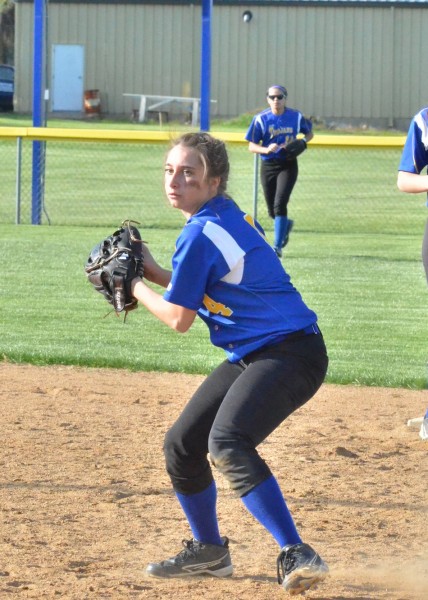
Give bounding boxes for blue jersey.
[399,107,428,175]
[245,107,312,161]
[163,196,318,362]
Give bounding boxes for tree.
[0,0,15,65]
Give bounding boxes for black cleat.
[277,542,328,595]
[145,537,233,579]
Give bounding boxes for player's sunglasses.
[268,94,285,100]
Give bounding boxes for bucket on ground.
[83,90,101,115]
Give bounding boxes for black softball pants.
[423,218,428,284]
[260,158,298,218]
[163,331,328,498]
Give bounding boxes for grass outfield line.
[0,220,426,389]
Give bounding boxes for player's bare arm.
[248,141,278,155]
[131,278,197,333]
[397,170,428,193]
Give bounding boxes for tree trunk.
[0,1,15,65]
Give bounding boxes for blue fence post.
[200,0,212,132]
[31,0,46,225]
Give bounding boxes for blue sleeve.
[399,113,428,174]
[299,115,313,136]
[245,115,262,144]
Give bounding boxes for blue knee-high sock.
[274,216,288,249]
[175,481,223,546]
[241,476,302,548]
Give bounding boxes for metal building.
[14,0,428,129]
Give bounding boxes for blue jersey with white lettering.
[399,107,428,175]
[245,107,312,161]
[163,196,317,362]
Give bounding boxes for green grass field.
[0,111,407,135]
[0,115,426,389]
[1,216,426,389]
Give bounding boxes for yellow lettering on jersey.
[244,214,267,241]
[268,126,293,137]
[203,294,233,317]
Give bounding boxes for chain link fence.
[0,130,406,235]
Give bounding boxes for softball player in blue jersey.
[131,132,329,594]
[397,107,428,439]
[397,106,428,283]
[246,85,313,257]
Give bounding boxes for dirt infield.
[1,362,427,599]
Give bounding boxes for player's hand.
[139,243,157,281]
[267,143,281,154]
[140,243,172,288]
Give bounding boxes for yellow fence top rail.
[0,127,406,148]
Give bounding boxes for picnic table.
[123,93,211,126]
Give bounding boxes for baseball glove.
[84,220,145,317]
[284,138,307,161]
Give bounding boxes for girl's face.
[164,144,220,217]
[267,87,286,115]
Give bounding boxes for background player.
[245,85,313,257]
[131,132,329,594]
[397,106,428,440]
[397,106,428,282]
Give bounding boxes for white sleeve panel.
[202,221,245,284]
